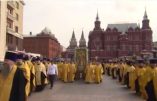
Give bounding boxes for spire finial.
[79,29,86,47]
[82,28,84,33]
[72,29,75,39]
[143,7,148,20]
[69,29,77,48]
[96,9,99,21]
[72,28,74,34]
[81,28,84,39]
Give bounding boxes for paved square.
[28,75,145,101]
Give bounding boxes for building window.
[6,34,9,45]
[136,45,139,51]
[16,13,19,20]
[113,45,117,51]
[16,37,18,46]
[7,8,13,15]
[122,45,126,51]
[135,36,139,41]
[106,45,110,51]
[129,45,132,51]
[113,36,117,41]
[106,36,110,41]
[9,35,13,44]
[16,2,19,9]
[7,20,13,29]
[15,26,18,33]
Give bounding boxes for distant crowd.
[0,51,157,101]
[103,59,157,101]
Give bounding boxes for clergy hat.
[47,58,50,61]
[149,59,157,64]
[4,51,17,62]
[31,57,36,62]
[16,53,24,60]
[43,57,47,61]
[137,59,144,64]
[23,55,29,61]
[36,56,40,61]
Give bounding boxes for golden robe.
[153,67,157,100]
[57,62,63,80]
[128,65,135,90]
[62,63,69,82]
[85,64,95,83]
[17,62,31,97]
[94,64,103,83]
[0,65,17,101]
[23,62,31,97]
[138,67,147,99]
[35,63,47,86]
[27,61,36,93]
[68,63,76,82]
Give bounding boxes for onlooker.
[47,62,58,89]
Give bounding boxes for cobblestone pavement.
[28,75,145,101]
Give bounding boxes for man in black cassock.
[0,51,27,101]
[145,59,157,101]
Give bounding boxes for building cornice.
[20,0,25,5]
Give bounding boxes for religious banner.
[75,48,88,72]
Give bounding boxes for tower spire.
[143,7,148,20]
[96,10,99,21]
[142,7,150,29]
[79,29,86,48]
[94,10,101,30]
[72,29,75,39]
[81,29,84,39]
[68,29,77,48]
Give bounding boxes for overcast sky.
[23,0,157,48]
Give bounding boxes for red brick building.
[88,10,152,61]
[23,27,62,58]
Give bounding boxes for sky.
[23,0,157,48]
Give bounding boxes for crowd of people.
[57,61,104,84]
[0,51,60,101]
[104,59,157,101]
[0,50,157,101]
[0,51,104,101]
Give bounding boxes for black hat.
[23,54,29,61]
[47,58,50,61]
[31,57,36,62]
[136,59,145,64]
[16,53,24,60]
[36,56,40,61]
[4,51,17,62]
[42,57,47,61]
[149,59,157,64]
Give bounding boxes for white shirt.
[47,64,58,75]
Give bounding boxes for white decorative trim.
[7,27,23,39]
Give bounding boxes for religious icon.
[75,48,87,72]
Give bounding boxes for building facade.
[88,10,152,61]
[0,0,24,61]
[23,28,62,58]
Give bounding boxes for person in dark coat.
[145,59,157,101]
[0,51,27,101]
